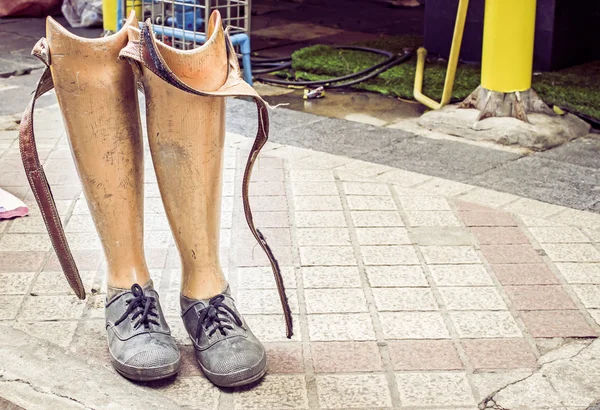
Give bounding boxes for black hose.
[251,62,292,74]
[254,48,413,89]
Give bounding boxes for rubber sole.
[111,356,181,382]
[198,352,267,388]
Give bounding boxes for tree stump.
[459,86,555,123]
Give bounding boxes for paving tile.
[295,211,347,228]
[387,340,462,370]
[372,288,438,311]
[459,211,517,227]
[305,289,368,313]
[351,211,404,227]
[236,227,292,247]
[8,216,56,234]
[0,272,36,294]
[571,285,600,309]
[243,314,301,342]
[395,372,476,407]
[316,374,392,409]
[0,295,25,320]
[32,270,96,294]
[492,264,559,285]
[405,211,461,227]
[342,182,391,196]
[234,246,293,267]
[589,310,600,326]
[551,208,600,230]
[296,228,351,246]
[247,196,289,212]
[366,266,428,287]
[556,263,600,284]
[43,249,104,272]
[248,181,286,196]
[347,195,397,211]
[0,233,51,252]
[541,243,600,262]
[449,311,522,338]
[376,169,431,186]
[19,295,86,321]
[429,265,493,286]
[237,289,299,315]
[157,376,220,409]
[481,245,542,264]
[311,341,383,373]
[471,227,530,245]
[527,227,589,243]
[293,196,343,211]
[398,195,451,211]
[299,246,356,266]
[585,228,600,242]
[379,312,450,339]
[520,311,596,338]
[439,287,508,310]
[356,227,410,245]
[289,169,334,181]
[360,245,420,265]
[421,246,481,264]
[63,232,102,250]
[455,188,519,208]
[302,266,362,288]
[238,211,290,228]
[307,313,376,341]
[418,178,474,197]
[410,227,473,246]
[13,321,78,348]
[463,339,537,369]
[471,370,534,401]
[334,160,391,177]
[236,267,297,289]
[504,198,566,219]
[265,343,304,374]
[292,181,338,196]
[504,285,577,310]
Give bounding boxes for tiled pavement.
[1,104,600,409]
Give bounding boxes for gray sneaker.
[106,282,181,381]
[181,288,267,387]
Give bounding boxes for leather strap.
[121,22,293,338]
[19,38,86,299]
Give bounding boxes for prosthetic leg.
[120,11,293,386]
[19,13,180,381]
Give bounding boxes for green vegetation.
[280,36,600,120]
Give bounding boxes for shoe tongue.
[107,280,154,302]
[179,285,231,312]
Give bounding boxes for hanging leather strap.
[19,38,86,299]
[120,22,293,338]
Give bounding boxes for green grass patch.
[282,36,600,120]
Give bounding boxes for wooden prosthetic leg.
[128,12,229,299]
[45,14,150,290]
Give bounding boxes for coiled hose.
[244,46,413,89]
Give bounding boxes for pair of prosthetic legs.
[20,11,292,385]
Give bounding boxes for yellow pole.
[481,0,537,92]
[102,0,142,32]
[413,0,469,110]
[102,0,117,32]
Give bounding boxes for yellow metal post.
[102,0,142,32]
[413,0,469,110]
[102,0,117,32]
[481,0,537,92]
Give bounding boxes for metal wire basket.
[117,0,253,83]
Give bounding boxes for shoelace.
[114,284,160,329]
[197,294,243,339]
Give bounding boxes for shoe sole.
[198,352,267,388]
[111,356,181,382]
